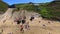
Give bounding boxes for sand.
[0,17,60,34]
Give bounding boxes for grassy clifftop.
[0,0,8,13]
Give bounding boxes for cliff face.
[0,8,40,25]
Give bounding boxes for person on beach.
[20,24,24,33]
[22,19,26,24]
[48,21,50,23]
[23,16,26,19]
[25,22,30,30]
[39,21,41,23]
[20,17,26,32]
[14,16,26,33]
[14,17,21,24]
[30,16,34,21]
[14,17,24,32]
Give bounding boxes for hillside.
[38,1,60,21]
[0,0,8,13]
[46,1,60,20]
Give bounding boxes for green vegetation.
[46,1,60,20]
[38,3,52,19]
[39,1,60,20]
[15,2,39,13]
[0,0,8,13]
